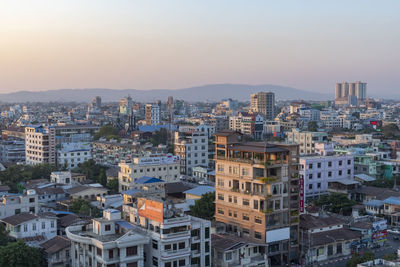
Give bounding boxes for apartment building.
[214,130,300,266]
[174,131,209,176]
[250,91,275,120]
[122,196,212,267]
[0,190,39,219]
[286,128,328,155]
[66,209,149,267]
[145,104,161,125]
[118,154,180,192]
[0,139,25,163]
[299,153,354,205]
[25,125,56,165]
[229,112,264,140]
[57,142,91,170]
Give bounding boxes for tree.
[189,192,215,221]
[0,224,12,246]
[97,169,107,187]
[346,251,374,267]
[150,128,168,146]
[382,123,400,139]
[315,193,356,215]
[0,240,44,267]
[73,159,104,181]
[308,121,318,132]
[383,253,398,261]
[106,178,119,193]
[94,125,120,140]
[69,199,102,217]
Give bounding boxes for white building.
[123,196,212,267]
[174,131,209,176]
[0,190,39,219]
[51,171,72,185]
[300,153,354,205]
[118,154,180,192]
[57,142,91,170]
[66,209,149,267]
[1,212,57,246]
[286,128,328,155]
[145,104,161,125]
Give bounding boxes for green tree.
[307,121,318,131]
[150,128,169,146]
[382,123,400,139]
[73,159,104,181]
[94,125,120,140]
[106,178,119,193]
[346,251,374,267]
[97,169,107,187]
[189,192,215,221]
[69,199,102,217]
[0,240,44,267]
[383,253,398,261]
[0,224,12,246]
[315,193,356,215]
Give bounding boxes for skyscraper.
[335,81,367,106]
[250,91,275,120]
[145,103,161,125]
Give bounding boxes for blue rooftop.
[184,186,215,196]
[121,189,141,195]
[138,124,176,133]
[365,199,384,207]
[355,174,376,182]
[116,221,135,230]
[383,196,400,206]
[135,176,163,184]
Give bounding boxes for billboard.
[137,154,180,166]
[137,198,164,223]
[372,220,387,232]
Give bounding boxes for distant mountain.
[0,84,331,103]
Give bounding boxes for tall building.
[285,128,328,155]
[120,96,133,115]
[145,104,161,125]
[174,131,209,176]
[214,130,300,266]
[229,112,264,140]
[335,81,367,106]
[250,92,275,120]
[25,125,56,165]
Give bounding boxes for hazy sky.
[0,0,399,95]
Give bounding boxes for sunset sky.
[0,0,399,95]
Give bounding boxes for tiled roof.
[1,213,38,226]
[40,236,71,254]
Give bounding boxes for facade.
[57,142,91,170]
[174,131,209,176]
[0,139,25,163]
[145,104,161,125]
[66,209,149,267]
[120,96,133,115]
[51,171,72,185]
[118,155,180,192]
[286,129,328,155]
[0,190,39,219]
[299,154,354,204]
[40,236,72,267]
[335,81,367,106]
[122,196,212,267]
[1,212,57,245]
[250,92,275,120]
[229,113,264,140]
[25,125,56,165]
[214,130,300,266]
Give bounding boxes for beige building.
[214,130,300,266]
[118,155,180,192]
[145,104,161,125]
[250,91,275,120]
[25,125,56,165]
[286,128,328,155]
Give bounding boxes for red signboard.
[137,198,164,223]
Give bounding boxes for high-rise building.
[335,81,367,106]
[25,125,56,165]
[214,130,300,266]
[120,96,133,115]
[250,92,275,120]
[145,104,161,125]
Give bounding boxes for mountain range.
[0,84,332,103]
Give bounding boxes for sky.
[0,0,399,96]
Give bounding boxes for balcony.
[258,176,279,184]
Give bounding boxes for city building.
[0,139,25,163]
[120,96,133,115]
[57,142,91,170]
[122,196,212,267]
[50,171,72,185]
[66,209,149,267]
[286,129,328,155]
[145,104,161,125]
[250,91,275,120]
[0,190,39,219]
[25,125,56,165]
[174,131,209,176]
[229,112,264,140]
[118,154,180,192]
[335,81,367,106]
[214,130,300,266]
[40,235,72,267]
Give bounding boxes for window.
[348,169,351,175]
[242,199,250,206]
[205,227,210,238]
[317,183,321,189]
[152,239,158,249]
[152,257,158,266]
[42,222,46,229]
[242,228,250,235]
[317,163,321,168]
[328,171,332,177]
[226,252,232,261]
[29,198,35,203]
[105,224,111,231]
[164,244,171,251]
[97,247,102,256]
[254,231,262,239]
[218,194,224,201]
[109,249,114,259]
[24,224,27,232]
[309,164,313,169]
[309,184,313,190]
[126,246,137,256]
[253,200,259,210]
[347,159,351,165]
[217,209,224,215]
[309,174,313,179]
[328,161,332,167]
[32,223,36,231]
[339,160,342,166]
[127,263,138,267]
[255,217,262,224]
[339,170,342,176]
[317,173,321,178]
[179,259,185,266]
[242,214,249,221]
[178,242,185,249]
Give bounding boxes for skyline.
[1,0,399,95]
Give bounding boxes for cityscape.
[1,1,400,267]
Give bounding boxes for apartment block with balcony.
[122,196,211,267]
[66,209,149,267]
[286,129,328,155]
[25,125,56,165]
[214,130,300,266]
[0,189,39,219]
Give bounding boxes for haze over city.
[1,0,399,96]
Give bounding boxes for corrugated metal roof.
[184,186,215,196]
[383,196,400,206]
